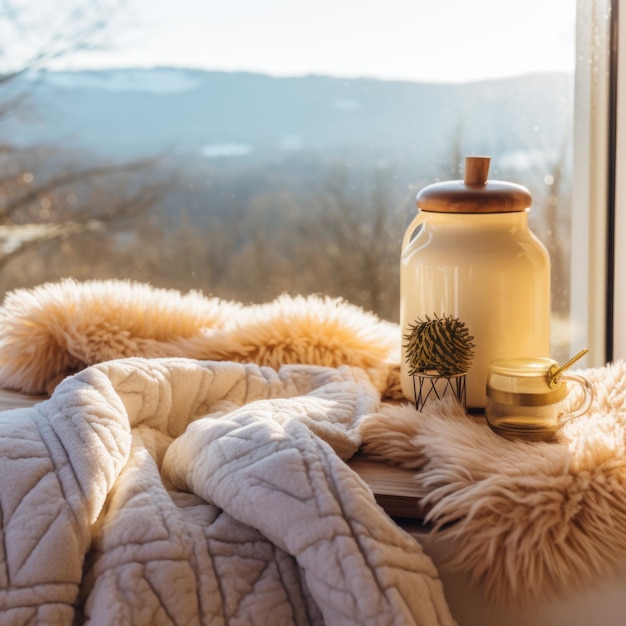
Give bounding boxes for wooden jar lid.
[416,156,532,213]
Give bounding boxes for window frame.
[570,0,624,366]
[612,0,626,360]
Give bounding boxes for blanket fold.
[0,356,454,626]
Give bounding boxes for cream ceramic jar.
[400,156,550,410]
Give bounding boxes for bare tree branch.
[0,1,176,282]
[0,156,165,221]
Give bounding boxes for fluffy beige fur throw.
[0,279,401,396]
[361,361,626,605]
[1,278,625,608]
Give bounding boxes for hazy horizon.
[9,0,577,85]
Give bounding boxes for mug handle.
[559,374,594,423]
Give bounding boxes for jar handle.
[401,210,426,256]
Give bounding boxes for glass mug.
[485,355,594,441]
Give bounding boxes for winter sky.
[21,0,577,83]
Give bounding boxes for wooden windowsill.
[347,454,425,519]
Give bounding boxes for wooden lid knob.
[416,155,532,214]
[464,156,490,185]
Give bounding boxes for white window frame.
[572,0,614,366]
[613,0,626,360]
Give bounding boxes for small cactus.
[404,313,475,377]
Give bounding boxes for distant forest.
[0,141,571,325]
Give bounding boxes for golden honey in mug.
[485,356,593,441]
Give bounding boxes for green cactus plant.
[403,313,475,377]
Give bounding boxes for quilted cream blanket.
[0,356,454,625]
[4,278,626,614]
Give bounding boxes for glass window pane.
[1,0,598,365]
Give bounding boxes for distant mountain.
[0,67,574,172]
